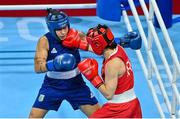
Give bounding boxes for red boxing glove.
[62,29,88,50]
[78,58,103,88]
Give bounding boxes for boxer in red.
[78,24,142,118]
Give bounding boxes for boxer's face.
[55,26,69,40]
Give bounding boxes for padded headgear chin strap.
[86,24,114,55]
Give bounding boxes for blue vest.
[42,32,85,89]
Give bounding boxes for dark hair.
[106,41,117,50]
[47,8,59,15]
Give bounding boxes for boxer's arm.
[98,58,126,100]
[34,36,49,73]
[62,29,93,51]
[78,31,93,52]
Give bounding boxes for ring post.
[97,0,121,21]
[154,0,173,28]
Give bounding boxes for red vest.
[101,45,134,94]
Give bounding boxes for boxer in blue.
[28,9,100,118]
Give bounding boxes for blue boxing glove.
[46,53,76,71]
[117,31,142,50]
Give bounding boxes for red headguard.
[86,24,114,55]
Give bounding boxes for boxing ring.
[0,0,179,118]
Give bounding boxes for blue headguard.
[46,8,70,40]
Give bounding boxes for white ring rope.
[0,3,96,10]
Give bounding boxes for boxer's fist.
[78,58,103,88]
[62,29,88,50]
[46,53,76,71]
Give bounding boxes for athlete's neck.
[103,47,117,60]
